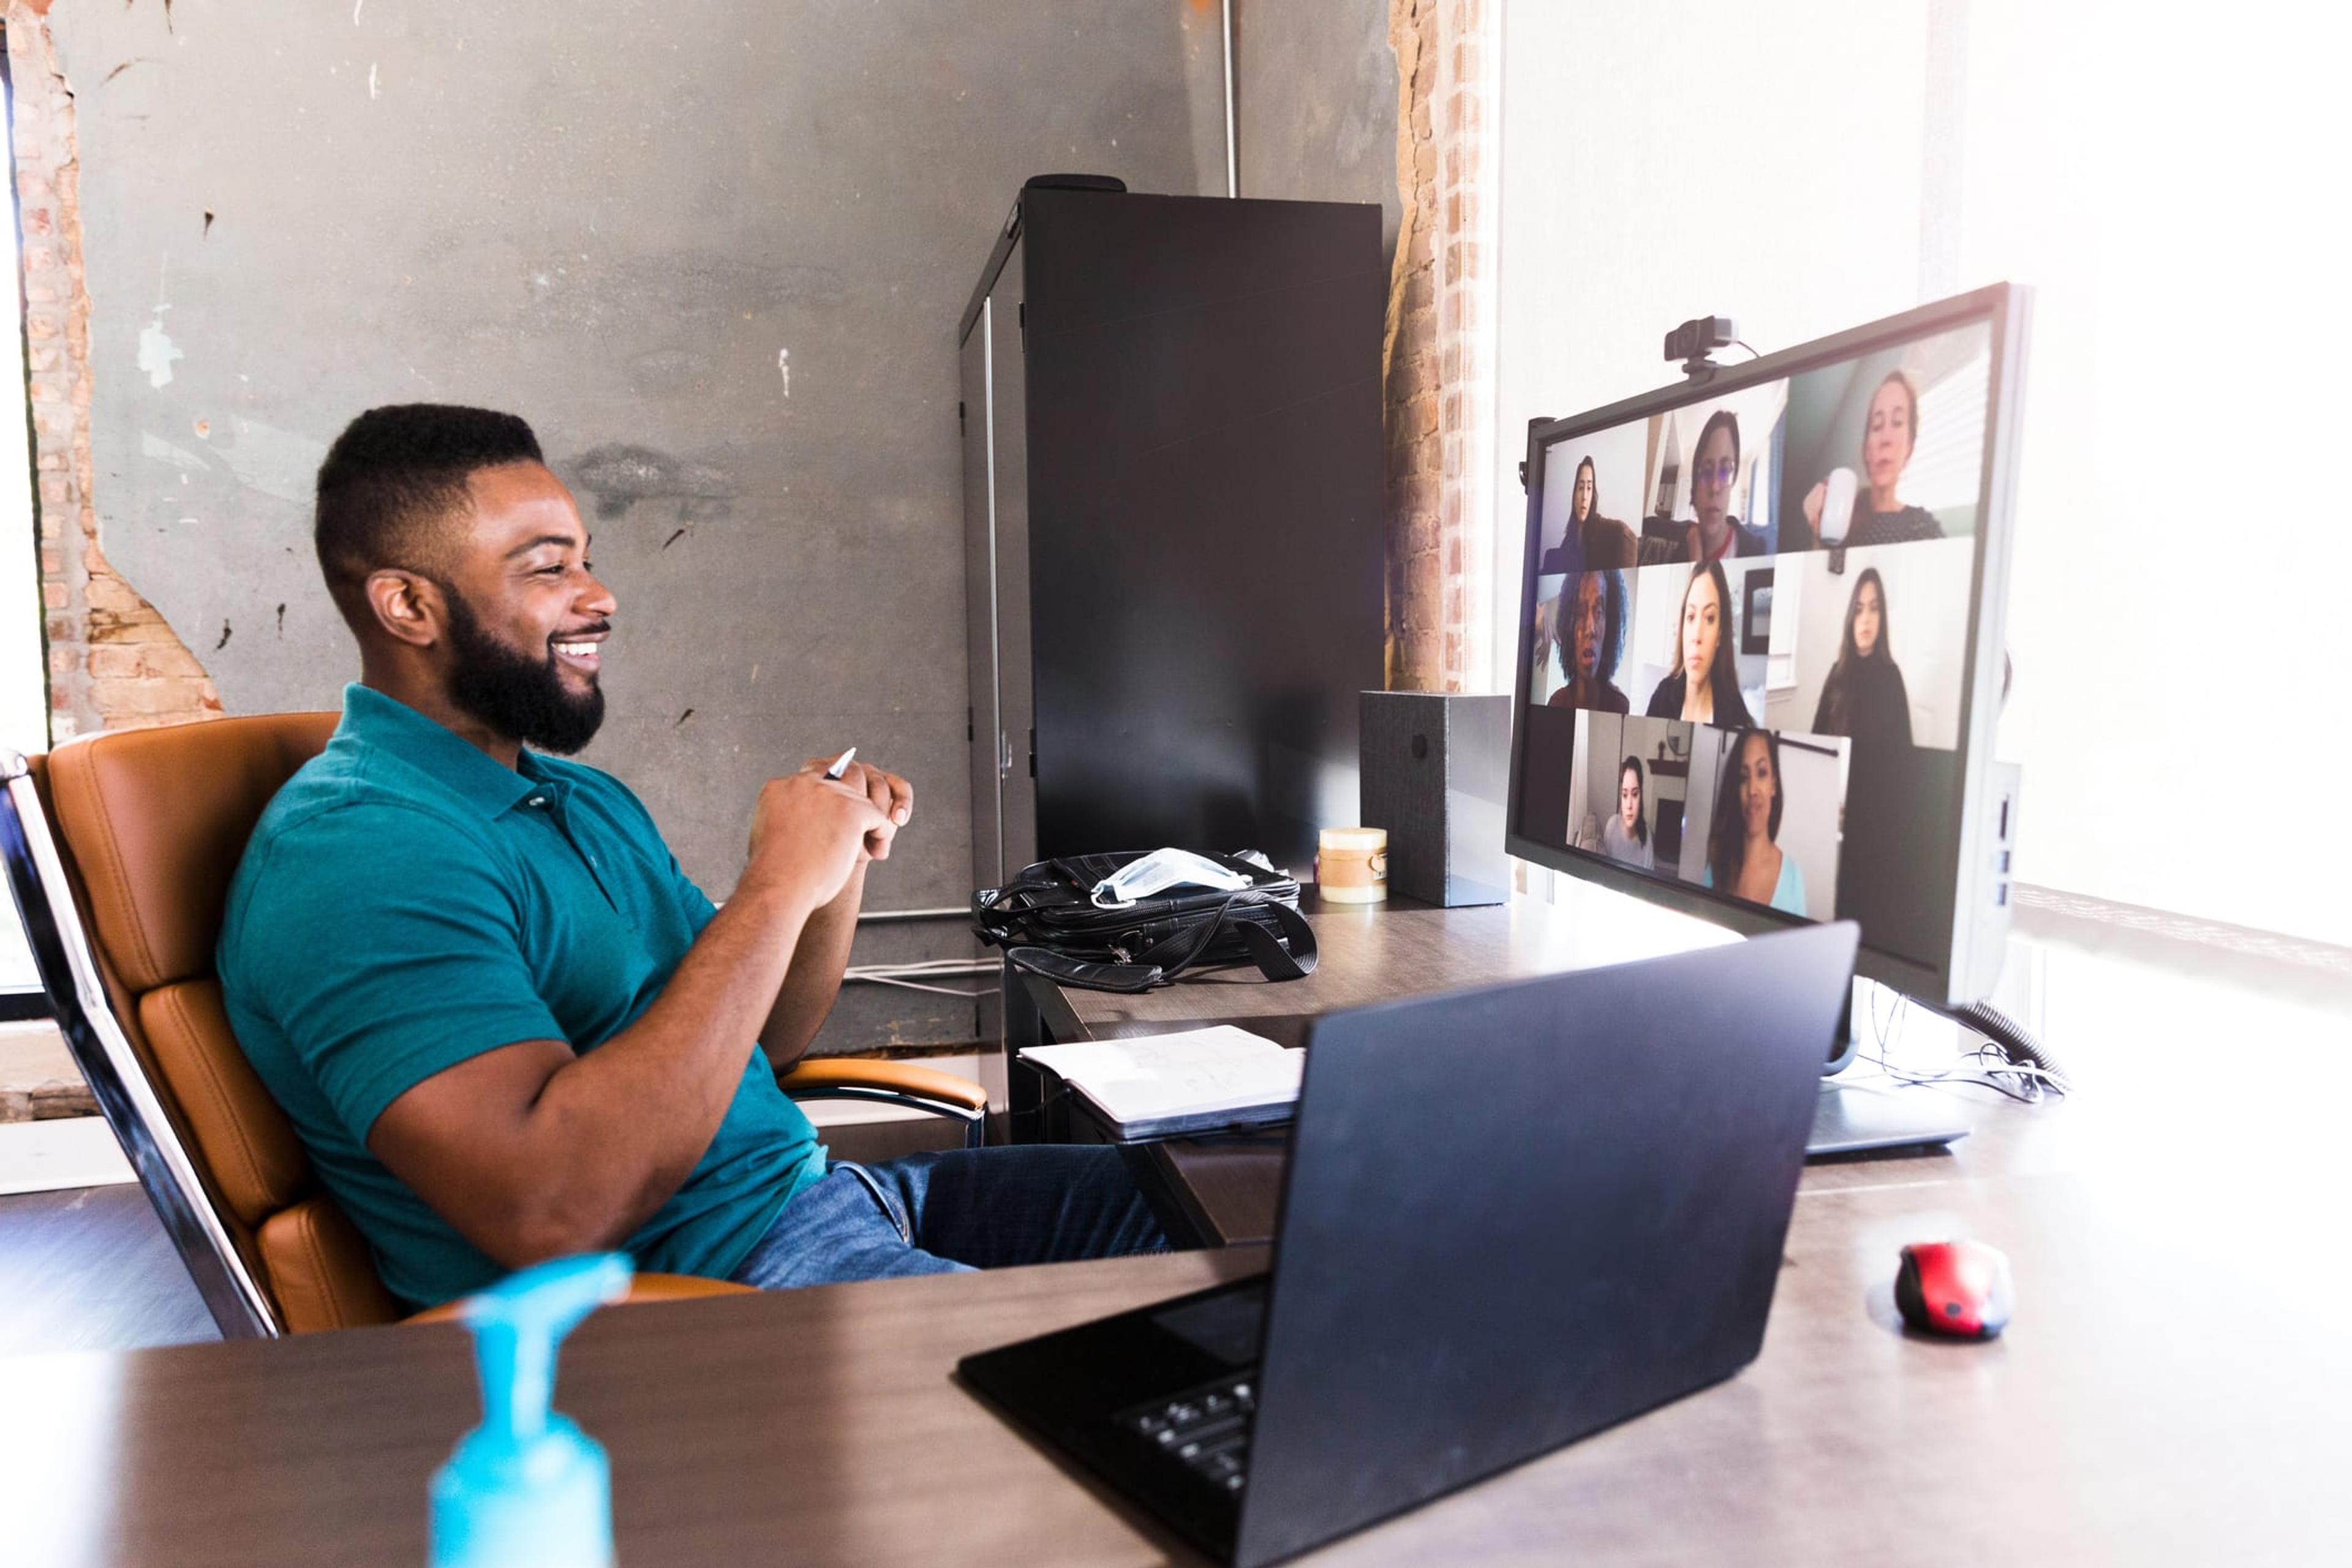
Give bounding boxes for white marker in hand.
[824,746,858,780]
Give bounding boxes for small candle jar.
[1316,826,1389,903]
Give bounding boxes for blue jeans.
[726,1144,1172,1291]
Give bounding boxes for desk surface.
[1027,894,2068,1243]
[8,1144,2345,1566]
[1031,894,1740,1047]
[10,892,2348,1565]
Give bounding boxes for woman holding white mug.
[1802,370,1943,549]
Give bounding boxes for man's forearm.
[366,768,891,1272]
[761,862,865,1068]
[506,879,816,1255]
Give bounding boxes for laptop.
[957,921,1859,1566]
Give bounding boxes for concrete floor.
[0,1182,216,1356]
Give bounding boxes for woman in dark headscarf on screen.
[1811,567,1913,746]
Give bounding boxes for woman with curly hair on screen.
[1546,569,1631,714]
[1643,560,1755,728]
[1702,728,1807,915]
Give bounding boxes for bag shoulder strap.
[1134,891,1318,985]
[1004,946,1164,994]
[1233,899,1318,981]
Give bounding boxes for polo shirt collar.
[337,684,557,820]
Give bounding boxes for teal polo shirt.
[218,684,826,1308]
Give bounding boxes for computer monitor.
[1506,284,2030,1014]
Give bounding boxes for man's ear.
[364,570,445,649]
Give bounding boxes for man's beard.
[440,587,606,755]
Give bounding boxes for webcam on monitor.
[1663,314,1739,380]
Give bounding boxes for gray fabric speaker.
[1359,692,1510,907]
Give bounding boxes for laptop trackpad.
[1148,1279,1267,1367]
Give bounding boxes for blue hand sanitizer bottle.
[430,1253,633,1568]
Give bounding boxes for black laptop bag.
[970,851,1318,994]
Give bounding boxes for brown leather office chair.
[0,712,989,1336]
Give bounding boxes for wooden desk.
[1016,892,1740,1049]
[9,893,2344,1564]
[1012,892,2057,1244]
[7,1121,2344,1564]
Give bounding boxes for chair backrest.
[2,712,407,1334]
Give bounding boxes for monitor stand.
[1804,984,2067,1158]
[1806,987,1968,1159]
[1806,1079,1970,1159]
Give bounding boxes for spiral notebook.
[1019,1027,1303,1140]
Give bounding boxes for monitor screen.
[1506,287,2027,1003]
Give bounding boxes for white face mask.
[1091,848,1252,909]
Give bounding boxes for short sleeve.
[667,850,720,937]
[222,803,566,1145]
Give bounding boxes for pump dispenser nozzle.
[431,1253,633,1568]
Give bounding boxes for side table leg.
[1003,956,1041,1142]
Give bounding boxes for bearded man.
[218,404,1166,1310]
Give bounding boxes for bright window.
[1494,0,2350,946]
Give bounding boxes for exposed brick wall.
[1382,0,1491,694]
[7,2,222,741]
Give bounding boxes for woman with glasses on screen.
[1644,560,1756,728]
[1801,369,1944,548]
[1541,457,1639,573]
[1684,411,1765,564]
[1702,728,1806,914]
[1601,755,1655,870]
[1545,569,1631,713]
[1811,567,1913,745]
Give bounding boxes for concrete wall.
[48,0,1224,1049]
[1237,0,1400,260]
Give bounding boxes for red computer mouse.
[1895,1240,2013,1339]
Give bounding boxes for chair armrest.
[405,1272,752,1325]
[779,1056,990,1116]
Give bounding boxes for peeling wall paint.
[8,9,223,739]
[566,443,737,523]
[134,307,180,387]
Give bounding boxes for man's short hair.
[314,404,543,626]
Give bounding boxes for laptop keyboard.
[1116,1371,1259,1494]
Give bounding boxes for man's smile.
[552,627,606,673]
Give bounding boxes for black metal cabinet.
[959,184,1384,896]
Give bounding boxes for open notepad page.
[1019,1026,1303,1134]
